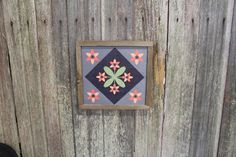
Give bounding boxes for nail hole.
[142,16,144,22]
[10,21,13,26]
[108,17,111,22]
[43,19,47,24]
[75,18,78,22]
[223,17,226,23]
[59,20,62,24]
[91,17,94,22]
[207,17,209,22]
[158,17,161,22]
[27,20,29,26]
[125,17,127,22]
[176,18,179,22]
[191,18,194,24]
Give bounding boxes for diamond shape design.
[85,48,144,104]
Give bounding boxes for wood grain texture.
[66,0,79,156]
[218,1,236,156]
[51,0,75,156]
[133,0,167,157]
[101,1,122,156]
[163,0,199,156]
[2,0,35,156]
[34,0,62,156]
[189,0,234,157]
[18,0,49,156]
[0,1,20,154]
[1,0,236,157]
[163,0,234,157]
[71,0,105,156]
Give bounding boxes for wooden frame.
[76,41,154,110]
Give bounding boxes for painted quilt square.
[81,46,148,106]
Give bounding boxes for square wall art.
[76,41,154,110]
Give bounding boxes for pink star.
[109,84,120,95]
[86,49,99,64]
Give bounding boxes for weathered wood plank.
[0,1,20,154]
[34,0,62,156]
[218,1,236,156]
[133,0,167,156]
[17,0,49,156]
[86,1,104,156]
[0,98,3,142]
[66,0,80,156]
[51,0,75,157]
[163,0,234,156]
[76,1,90,156]
[162,0,200,156]
[144,0,167,157]
[132,1,149,156]
[2,0,35,156]
[101,1,122,157]
[78,0,104,156]
[116,1,135,156]
[0,47,20,156]
[188,0,234,156]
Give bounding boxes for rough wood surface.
[218,1,236,156]
[51,0,75,156]
[101,1,122,156]
[34,0,62,156]
[0,0,236,157]
[133,0,167,157]
[0,1,20,155]
[188,0,234,157]
[103,1,135,157]
[79,1,104,156]
[18,0,49,156]
[163,0,199,156]
[163,0,234,157]
[2,0,35,156]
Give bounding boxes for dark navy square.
[85,48,144,104]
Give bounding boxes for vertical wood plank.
[17,0,49,156]
[132,1,148,156]
[0,1,20,154]
[133,0,167,156]
[87,0,104,156]
[66,0,79,156]
[51,0,75,156]
[189,0,234,156]
[79,0,104,156]
[218,1,236,156]
[0,44,20,156]
[163,0,200,156]
[163,0,234,157]
[34,0,62,156]
[76,1,90,156]
[2,0,35,156]
[68,0,104,156]
[101,1,121,156]
[117,0,135,156]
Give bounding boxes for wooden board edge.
[79,104,150,110]
[77,40,153,47]
[146,45,154,107]
[76,42,84,107]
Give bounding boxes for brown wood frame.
[76,41,154,110]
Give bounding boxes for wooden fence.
[0,0,235,157]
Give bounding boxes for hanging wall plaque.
[76,41,154,110]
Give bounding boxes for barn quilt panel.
[81,46,148,105]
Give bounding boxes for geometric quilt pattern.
[81,46,148,105]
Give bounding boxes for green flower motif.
[103,66,126,88]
